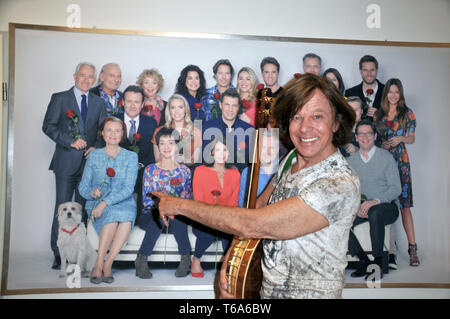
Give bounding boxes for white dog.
[57,202,96,278]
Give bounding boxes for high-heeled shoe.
[190,262,204,278]
[408,243,420,267]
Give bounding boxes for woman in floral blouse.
[375,78,419,267]
[135,127,192,278]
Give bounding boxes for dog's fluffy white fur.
[57,202,96,278]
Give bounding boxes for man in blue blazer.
[118,85,157,222]
[201,89,255,172]
[42,62,107,269]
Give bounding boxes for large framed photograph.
[2,23,449,296]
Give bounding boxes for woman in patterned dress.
[134,127,193,278]
[375,78,419,266]
[78,116,138,284]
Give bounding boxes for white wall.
[0,0,449,297]
[0,0,449,43]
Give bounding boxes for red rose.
[133,133,141,141]
[213,93,221,100]
[238,141,246,149]
[293,73,302,79]
[242,99,251,109]
[194,102,203,110]
[66,109,75,118]
[170,178,181,186]
[117,99,124,107]
[211,190,221,197]
[145,104,153,112]
[256,83,265,90]
[106,167,116,177]
[366,89,374,95]
[386,120,393,127]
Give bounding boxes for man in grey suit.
[42,62,107,269]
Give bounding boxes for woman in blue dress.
[79,116,138,284]
[174,64,207,122]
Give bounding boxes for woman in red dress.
[191,138,240,277]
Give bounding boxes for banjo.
[224,87,274,299]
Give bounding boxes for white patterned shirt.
[260,151,360,299]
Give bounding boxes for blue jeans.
[192,222,232,259]
[138,211,191,256]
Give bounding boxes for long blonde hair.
[164,94,194,133]
[236,67,258,102]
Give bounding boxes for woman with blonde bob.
[136,68,167,126]
[152,93,202,166]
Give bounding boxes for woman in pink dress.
[236,67,258,127]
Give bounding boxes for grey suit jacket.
[42,87,107,175]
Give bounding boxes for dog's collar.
[61,223,81,235]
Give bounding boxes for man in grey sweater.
[347,119,401,278]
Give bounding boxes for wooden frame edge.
[2,21,449,297]
[8,22,450,48]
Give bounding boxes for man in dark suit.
[42,62,107,269]
[202,89,255,172]
[345,55,385,119]
[89,63,124,116]
[118,85,157,222]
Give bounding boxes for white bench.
[87,221,225,262]
[347,222,391,273]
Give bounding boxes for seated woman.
[78,116,138,284]
[236,67,258,127]
[136,68,167,126]
[152,94,202,167]
[238,129,279,207]
[191,138,240,278]
[135,127,192,278]
[175,64,207,122]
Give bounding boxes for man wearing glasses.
[346,119,401,279]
